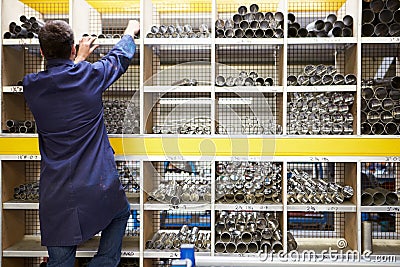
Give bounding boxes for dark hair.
[38,20,74,60]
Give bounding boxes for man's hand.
[124,20,140,37]
[74,37,99,64]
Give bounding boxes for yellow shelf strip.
[1,137,399,157]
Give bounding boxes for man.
[23,19,140,266]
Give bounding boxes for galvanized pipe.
[363,9,376,24]
[370,0,385,13]
[374,23,389,37]
[372,122,385,135]
[362,221,373,252]
[362,23,375,37]
[389,23,400,36]
[380,9,394,23]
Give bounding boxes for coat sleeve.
[91,35,136,92]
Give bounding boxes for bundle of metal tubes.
[288,12,353,38]
[172,78,198,86]
[362,187,400,206]
[215,4,283,38]
[103,99,140,134]
[6,119,36,133]
[152,117,212,135]
[287,91,355,135]
[361,77,400,135]
[3,15,43,39]
[287,65,357,87]
[362,0,400,37]
[14,182,39,201]
[119,166,140,194]
[216,71,274,87]
[215,161,282,204]
[215,211,297,254]
[148,178,211,205]
[146,24,210,38]
[287,169,354,204]
[145,225,211,251]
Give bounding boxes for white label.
[17,155,39,160]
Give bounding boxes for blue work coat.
[23,35,136,246]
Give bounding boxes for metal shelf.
[2,39,40,45]
[3,236,139,257]
[215,38,284,45]
[287,37,357,45]
[144,86,212,93]
[144,200,211,211]
[215,86,283,93]
[360,206,400,213]
[214,203,283,211]
[144,38,211,45]
[286,85,357,92]
[361,37,400,44]
[143,250,210,258]
[287,202,356,212]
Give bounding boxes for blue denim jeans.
[47,204,130,267]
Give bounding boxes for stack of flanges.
[3,15,43,39]
[145,225,211,251]
[215,211,297,254]
[361,77,400,135]
[14,182,39,201]
[217,117,283,135]
[215,161,282,204]
[288,12,353,37]
[362,0,400,37]
[148,178,211,205]
[6,120,36,133]
[103,99,140,134]
[216,71,274,87]
[362,187,400,206]
[119,165,140,194]
[287,65,357,87]
[215,4,284,38]
[152,117,212,135]
[287,169,354,204]
[147,24,210,38]
[287,92,355,135]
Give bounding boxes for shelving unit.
[1,0,400,266]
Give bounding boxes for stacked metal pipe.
[362,0,400,37]
[103,99,140,134]
[288,13,353,38]
[287,169,354,204]
[6,120,36,133]
[216,71,274,87]
[14,182,39,201]
[119,166,140,194]
[215,162,282,204]
[287,92,355,135]
[146,225,211,251]
[147,24,210,38]
[215,211,296,254]
[152,117,212,135]
[217,117,283,135]
[362,187,400,206]
[361,77,400,135]
[172,78,198,86]
[287,65,357,86]
[215,4,283,38]
[3,15,43,39]
[148,178,211,205]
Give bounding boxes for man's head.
[38,20,75,60]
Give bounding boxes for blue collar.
[46,58,74,68]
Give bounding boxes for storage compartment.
[287,0,357,38]
[361,44,400,135]
[217,92,283,135]
[215,1,283,39]
[144,0,212,39]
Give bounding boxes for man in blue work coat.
[23,19,140,266]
